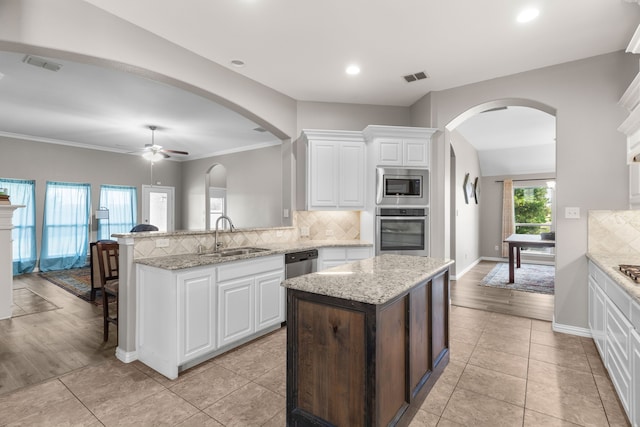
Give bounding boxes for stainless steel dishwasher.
[285,249,318,279]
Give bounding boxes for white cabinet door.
[377,139,403,166]
[309,141,338,208]
[606,298,632,415]
[338,142,365,207]
[217,277,255,347]
[404,140,429,167]
[631,329,640,427]
[255,270,285,330]
[178,269,216,364]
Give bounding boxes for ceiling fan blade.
[161,149,189,155]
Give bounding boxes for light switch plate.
[565,207,580,219]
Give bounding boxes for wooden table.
[504,234,555,283]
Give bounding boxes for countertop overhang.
[135,240,372,270]
[282,254,454,305]
[586,252,640,303]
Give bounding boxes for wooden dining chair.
[96,241,119,342]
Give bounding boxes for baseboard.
[451,258,481,280]
[115,347,138,363]
[551,318,592,338]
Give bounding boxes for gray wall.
[413,51,637,330]
[0,135,182,258]
[182,145,283,230]
[450,130,481,276]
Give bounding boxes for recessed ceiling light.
[517,8,539,23]
[230,59,245,68]
[346,64,360,75]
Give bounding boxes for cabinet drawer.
[631,299,640,332]
[590,263,607,291]
[346,247,372,261]
[606,342,631,415]
[217,255,284,282]
[606,298,633,370]
[321,247,347,261]
[607,276,632,319]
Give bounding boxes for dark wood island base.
[284,257,451,427]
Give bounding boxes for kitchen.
[1,1,640,426]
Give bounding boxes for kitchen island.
[282,254,454,427]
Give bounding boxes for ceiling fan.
[142,125,189,161]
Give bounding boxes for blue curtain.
[0,179,36,275]
[40,181,91,271]
[98,185,137,240]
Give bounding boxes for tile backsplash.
[588,210,640,254]
[295,211,360,241]
[131,210,361,258]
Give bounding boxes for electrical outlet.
[300,226,310,237]
[325,229,334,237]
[276,230,283,237]
[494,245,499,251]
[283,208,289,218]
[155,239,170,248]
[565,207,580,219]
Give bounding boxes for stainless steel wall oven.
[375,207,429,256]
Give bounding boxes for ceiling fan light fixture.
[143,151,164,162]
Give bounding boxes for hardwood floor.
[451,260,555,321]
[1,273,117,396]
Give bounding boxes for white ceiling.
[456,106,556,176]
[0,0,638,163]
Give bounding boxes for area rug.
[479,263,555,295]
[38,267,108,306]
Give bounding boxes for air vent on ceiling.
[253,127,267,133]
[22,55,62,72]
[403,71,429,83]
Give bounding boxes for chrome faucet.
[214,215,235,252]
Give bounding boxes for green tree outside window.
[514,187,551,235]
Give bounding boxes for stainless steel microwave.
[376,167,429,206]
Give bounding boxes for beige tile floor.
[0,304,630,426]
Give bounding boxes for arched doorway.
[446,99,557,320]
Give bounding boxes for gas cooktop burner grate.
[619,264,640,282]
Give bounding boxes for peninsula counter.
[282,254,454,427]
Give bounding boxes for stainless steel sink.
[200,247,270,257]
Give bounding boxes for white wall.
[412,51,638,330]
[450,130,481,276]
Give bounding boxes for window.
[0,178,36,275]
[98,185,137,240]
[40,181,91,271]
[514,181,555,254]
[209,187,227,228]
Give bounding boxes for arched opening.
[446,98,557,320]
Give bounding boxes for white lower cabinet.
[178,268,217,364]
[217,276,255,347]
[588,260,639,426]
[137,254,284,380]
[318,246,373,271]
[631,328,640,427]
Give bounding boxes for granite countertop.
[135,239,373,270]
[586,252,640,303]
[282,254,454,305]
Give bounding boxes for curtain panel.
[40,181,91,271]
[0,178,36,275]
[98,185,137,240]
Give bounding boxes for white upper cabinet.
[298,129,366,210]
[363,125,438,168]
